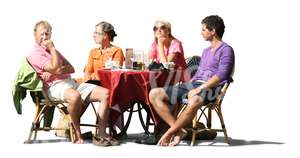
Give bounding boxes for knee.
[66,91,81,104]
[96,87,110,101]
[101,88,110,100]
[188,96,203,110]
[149,88,165,101]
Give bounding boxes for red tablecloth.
[97,69,183,125]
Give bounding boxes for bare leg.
[149,88,181,145]
[149,87,204,146]
[64,88,85,144]
[167,96,203,146]
[86,86,110,138]
[149,88,176,126]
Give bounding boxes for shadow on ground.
[22,132,285,147]
[188,136,284,147]
[123,133,285,147]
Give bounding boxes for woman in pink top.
[148,20,187,70]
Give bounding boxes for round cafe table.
[97,69,184,138]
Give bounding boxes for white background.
[0,0,299,157]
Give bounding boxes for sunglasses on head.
[153,25,167,31]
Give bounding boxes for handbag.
[148,61,166,70]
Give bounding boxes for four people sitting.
[22,15,234,146]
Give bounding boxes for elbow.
[51,62,60,70]
[49,65,61,74]
[216,72,228,82]
[70,67,75,73]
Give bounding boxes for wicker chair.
[176,78,233,146]
[15,59,98,143]
[175,56,234,146]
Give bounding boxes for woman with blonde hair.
[148,20,187,70]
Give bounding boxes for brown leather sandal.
[104,137,121,146]
[92,136,111,147]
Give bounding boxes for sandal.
[92,136,111,147]
[104,137,121,146]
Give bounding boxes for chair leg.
[207,108,212,128]
[27,101,45,142]
[190,114,198,146]
[67,115,75,143]
[33,129,38,140]
[223,128,229,144]
[216,107,229,144]
[25,124,34,143]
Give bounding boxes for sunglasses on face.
[153,25,167,31]
[41,32,51,36]
[93,31,105,36]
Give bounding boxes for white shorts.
[47,77,97,102]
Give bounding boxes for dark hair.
[96,21,117,41]
[202,15,225,38]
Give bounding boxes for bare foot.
[74,131,84,144]
[158,131,173,146]
[168,129,187,146]
[75,138,84,144]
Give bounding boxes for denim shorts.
[165,81,221,107]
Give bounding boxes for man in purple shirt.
[149,15,234,146]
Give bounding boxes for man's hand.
[187,87,202,99]
[56,65,73,74]
[41,72,52,81]
[42,39,55,52]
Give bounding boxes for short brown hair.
[202,15,225,38]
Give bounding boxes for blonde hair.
[34,20,52,32]
[154,20,174,39]
[156,20,171,30]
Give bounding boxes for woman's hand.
[157,37,166,47]
[157,36,167,62]
[84,73,92,81]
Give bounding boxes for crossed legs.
[149,87,203,146]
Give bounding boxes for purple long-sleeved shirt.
[192,42,234,85]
